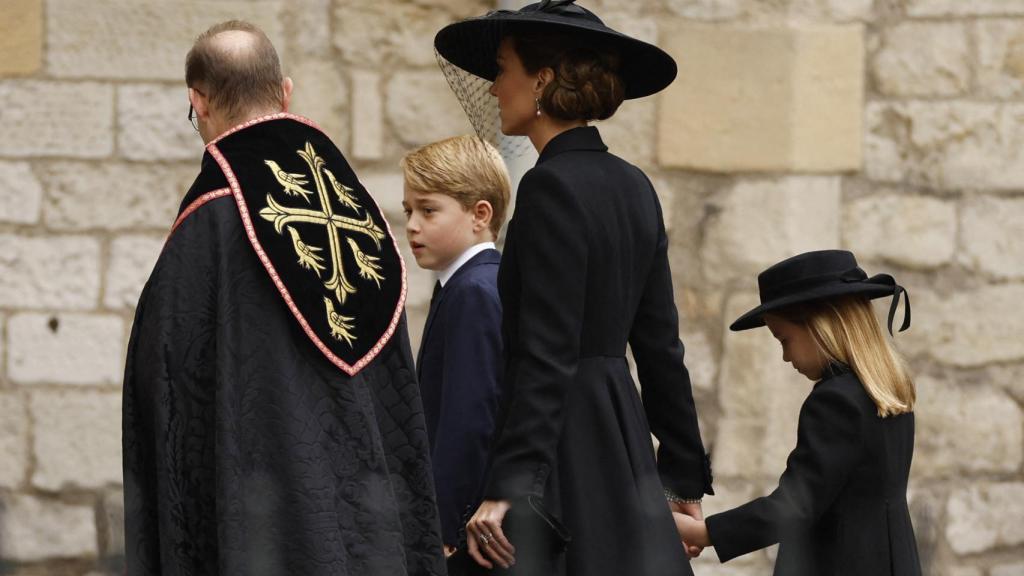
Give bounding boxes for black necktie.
[429,280,442,311]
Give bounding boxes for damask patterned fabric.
[122,122,446,575]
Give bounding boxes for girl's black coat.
[706,365,922,576]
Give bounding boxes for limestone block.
[385,71,474,147]
[0,0,42,76]
[658,24,863,172]
[992,563,1024,576]
[946,483,1024,555]
[701,176,840,285]
[960,196,1024,280]
[680,328,717,392]
[40,162,193,231]
[871,22,970,97]
[905,0,1024,17]
[332,0,487,67]
[0,392,29,489]
[842,193,956,270]
[102,490,125,557]
[0,494,96,561]
[595,97,656,168]
[31,390,123,490]
[282,0,332,59]
[290,59,349,149]
[913,376,1023,476]
[119,85,203,161]
[901,284,1024,367]
[359,171,405,220]
[976,20,1024,98]
[8,313,124,386]
[105,235,165,310]
[0,81,113,158]
[946,567,983,576]
[865,101,1024,191]
[787,0,875,21]
[0,161,43,224]
[46,0,283,80]
[0,234,101,309]
[665,0,744,20]
[351,70,383,160]
[713,292,809,478]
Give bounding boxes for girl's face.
[489,37,542,136]
[764,314,827,381]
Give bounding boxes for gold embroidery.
[259,142,387,346]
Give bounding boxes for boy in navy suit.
[401,135,511,560]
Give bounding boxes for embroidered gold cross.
[260,142,386,346]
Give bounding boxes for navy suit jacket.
[417,248,503,546]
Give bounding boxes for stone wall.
[0,0,1021,574]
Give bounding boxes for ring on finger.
[479,533,491,545]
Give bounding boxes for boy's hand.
[672,512,710,556]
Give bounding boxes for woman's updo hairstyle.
[508,30,626,122]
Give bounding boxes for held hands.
[670,501,707,558]
[467,499,517,570]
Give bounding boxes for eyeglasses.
[187,87,206,131]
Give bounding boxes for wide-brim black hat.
[434,0,678,99]
[730,250,911,335]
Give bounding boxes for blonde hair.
[400,136,512,239]
[784,296,915,417]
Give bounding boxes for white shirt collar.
[439,242,496,287]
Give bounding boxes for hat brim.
[729,277,897,332]
[434,15,678,99]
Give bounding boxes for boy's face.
[764,314,826,381]
[402,184,479,272]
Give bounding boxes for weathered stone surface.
[946,483,1024,554]
[865,101,1024,191]
[960,196,1024,280]
[914,375,1023,476]
[385,71,474,147]
[659,24,863,172]
[351,69,383,160]
[359,171,405,220]
[0,0,42,76]
[31,390,123,490]
[976,20,1024,98]
[665,0,744,20]
[842,193,956,270]
[0,161,43,224]
[992,562,1024,576]
[0,235,101,309]
[290,59,349,149]
[119,84,203,161]
[701,176,840,285]
[105,235,165,310]
[282,0,332,59]
[714,292,810,478]
[46,0,283,80]
[788,0,875,21]
[596,97,656,168]
[871,22,970,96]
[0,392,29,489]
[8,313,124,386]
[332,0,487,67]
[0,81,113,158]
[0,494,97,561]
[905,0,1024,17]
[40,162,193,231]
[102,490,125,557]
[901,284,1024,366]
[681,328,718,392]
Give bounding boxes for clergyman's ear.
[189,87,210,119]
[281,77,294,112]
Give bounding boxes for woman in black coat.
[434,2,712,574]
[675,250,922,575]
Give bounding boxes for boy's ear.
[472,200,494,232]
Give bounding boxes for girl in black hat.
[674,250,922,576]
[435,1,711,574]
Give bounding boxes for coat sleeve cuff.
[705,511,743,563]
[661,452,714,499]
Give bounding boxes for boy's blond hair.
[400,135,512,239]
[785,296,915,417]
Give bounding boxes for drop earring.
[535,97,541,117]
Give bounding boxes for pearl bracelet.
[664,488,702,505]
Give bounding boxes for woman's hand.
[673,512,710,554]
[466,499,516,569]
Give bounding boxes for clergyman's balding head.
[186,20,284,123]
